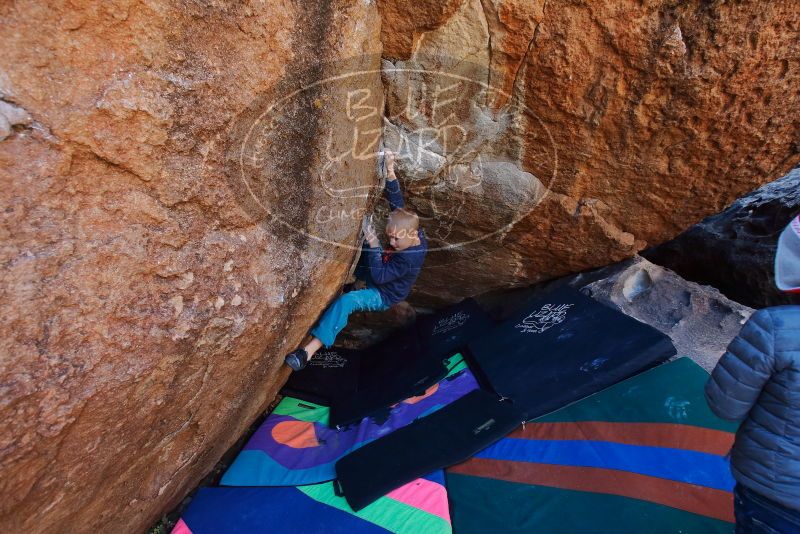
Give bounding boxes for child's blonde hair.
[387,208,419,233]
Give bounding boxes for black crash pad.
[357,325,423,386]
[335,388,523,511]
[415,298,494,360]
[280,347,362,405]
[282,324,425,409]
[285,299,495,424]
[329,346,448,428]
[465,285,676,418]
[328,325,448,428]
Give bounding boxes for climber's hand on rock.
[362,217,379,248]
[385,150,397,181]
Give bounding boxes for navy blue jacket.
[359,180,427,306]
[705,306,800,512]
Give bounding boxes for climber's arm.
[384,151,404,210]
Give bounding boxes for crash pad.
[446,357,738,533]
[415,298,494,360]
[174,471,451,534]
[465,285,676,417]
[335,389,524,511]
[282,323,426,411]
[281,346,362,405]
[221,355,477,487]
[330,352,451,428]
[358,325,423,386]
[283,299,494,425]
[327,323,454,427]
[335,287,677,510]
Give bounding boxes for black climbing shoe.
[285,348,309,371]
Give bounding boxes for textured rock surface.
[337,300,417,349]
[577,257,753,372]
[0,1,381,532]
[646,166,800,309]
[376,0,800,306]
[3,0,799,531]
[477,256,753,372]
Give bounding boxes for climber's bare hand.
[385,150,397,180]
[362,217,379,247]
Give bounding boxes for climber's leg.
[285,288,387,371]
[310,288,387,348]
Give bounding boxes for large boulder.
[2,0,798,530]
[0,1,381,532]
[646,166,800,309]
[375,0,800,306]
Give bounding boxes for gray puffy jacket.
[705,306,800,512]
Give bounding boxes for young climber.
[284,151,428,371]
[705,214,800,533]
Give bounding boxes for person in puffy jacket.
[706,215,800,533]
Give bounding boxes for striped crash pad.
[172,471,451,534]
[221,354,477,486]
[446,357,738,533]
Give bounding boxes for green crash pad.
[446,357,739,534]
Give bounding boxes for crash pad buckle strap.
[333,479,345,497]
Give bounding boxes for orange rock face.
[0,1,381,532]
[376,0,800,305]
[377,0,464,60]
[2,0,799,531]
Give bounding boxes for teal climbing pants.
[310,288,389,348]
